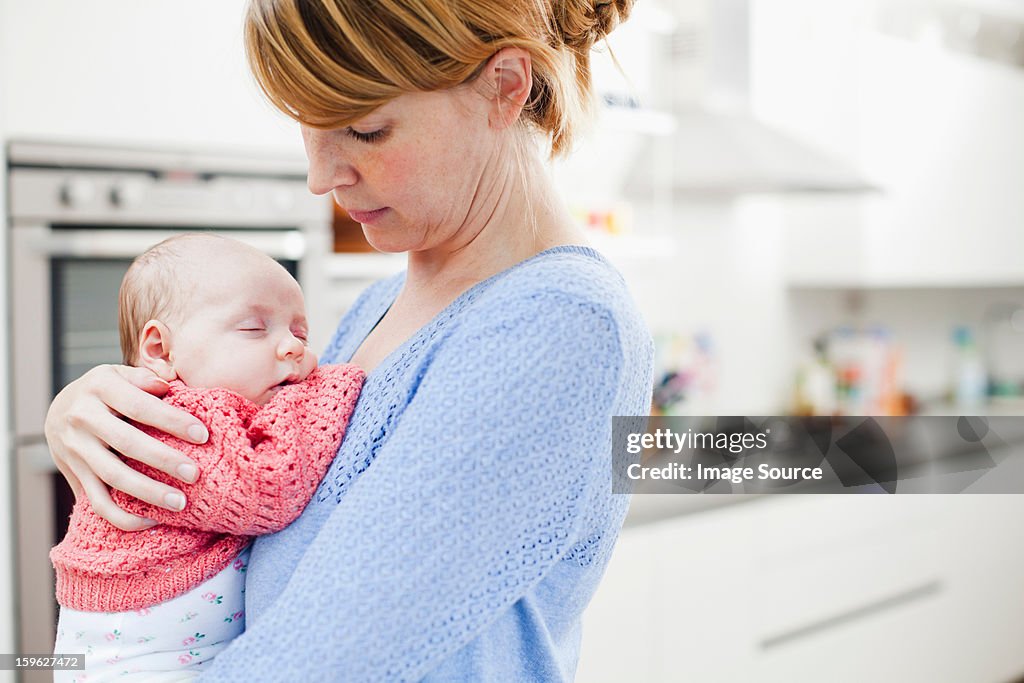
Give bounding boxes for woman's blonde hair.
[244,0,633,158]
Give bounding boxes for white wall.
[1,9,16,674]
[0,0,303,153]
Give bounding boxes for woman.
[45,0,654,679]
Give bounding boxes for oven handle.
[29,229,306,260]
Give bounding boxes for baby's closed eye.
[237,318,267,333]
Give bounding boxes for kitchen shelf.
[323,252,405,280]
[786,277,1024,290]
[322,236,679,282]
[916,397,1024,417]
[587,232,677,261]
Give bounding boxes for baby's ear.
[137,320,178,382]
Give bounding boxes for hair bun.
[558,0,634,52]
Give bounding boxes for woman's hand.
[44,364,210,531]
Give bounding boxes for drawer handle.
[759,580,943,650]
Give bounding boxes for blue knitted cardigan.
[198,245,654,682]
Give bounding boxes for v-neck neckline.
[344,244,606,379]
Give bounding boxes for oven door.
[9,225,305,669]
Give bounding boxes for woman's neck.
[403,138,586,300]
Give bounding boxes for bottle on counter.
[794,335,838,416]
[952,325,987,413]
[831,327,864,415]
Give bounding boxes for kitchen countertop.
[623,493,765,527]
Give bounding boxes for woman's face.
[302,88,500,254]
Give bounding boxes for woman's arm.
[112,365,365,535]
[44,364,210,531]
[198,290,625,682]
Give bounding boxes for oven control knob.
[109,181,145,208]
[58,178,97,208]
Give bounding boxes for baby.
[50,234,365,681]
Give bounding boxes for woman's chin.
[361,229,413,255]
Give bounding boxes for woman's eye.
[346,126,388,143]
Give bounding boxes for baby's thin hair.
[118,233,227,365]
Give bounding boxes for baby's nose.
[278,333,306,359]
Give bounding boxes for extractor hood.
[647,105,878,196]
[627,0,877,197]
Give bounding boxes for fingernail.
[141,518,158,527]
[164,493,186,511]
[177,463,198,483]
[187,424,208,444]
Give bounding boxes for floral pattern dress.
[54,547,250,682]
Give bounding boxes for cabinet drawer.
[750,526,944,647]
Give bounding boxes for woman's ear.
[480,47,533,130]
[137,320,178,382]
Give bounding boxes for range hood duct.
[630,0,877,197]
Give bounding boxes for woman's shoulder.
[472,245,647,336]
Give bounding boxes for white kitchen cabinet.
[578,495,1024,682]
[744,497,955,683]
[938,495,1024,682]
[575,524,662,683]
[857,33,1024,287]
[579,501,761,682]
[750,0,1024,288]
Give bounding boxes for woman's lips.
[346,207,389,224]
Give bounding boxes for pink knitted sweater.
[50,364,365,612]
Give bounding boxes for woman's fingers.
[61,419,186,509]
[111,366,209,445]
[69,460,156,532]
[45,363,200,525]
[87,405,199,484]
[77,365,205,482]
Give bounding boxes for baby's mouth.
[271,376,299,392]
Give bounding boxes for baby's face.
[166,244,317,405]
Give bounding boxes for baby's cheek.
[302,351,319,377]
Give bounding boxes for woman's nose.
[302,126,358,195]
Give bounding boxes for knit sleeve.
[197,290,624,682]
[114,364,365,535]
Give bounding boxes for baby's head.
[119,233,317,405]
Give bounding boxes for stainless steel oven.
[4,140,331,678]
